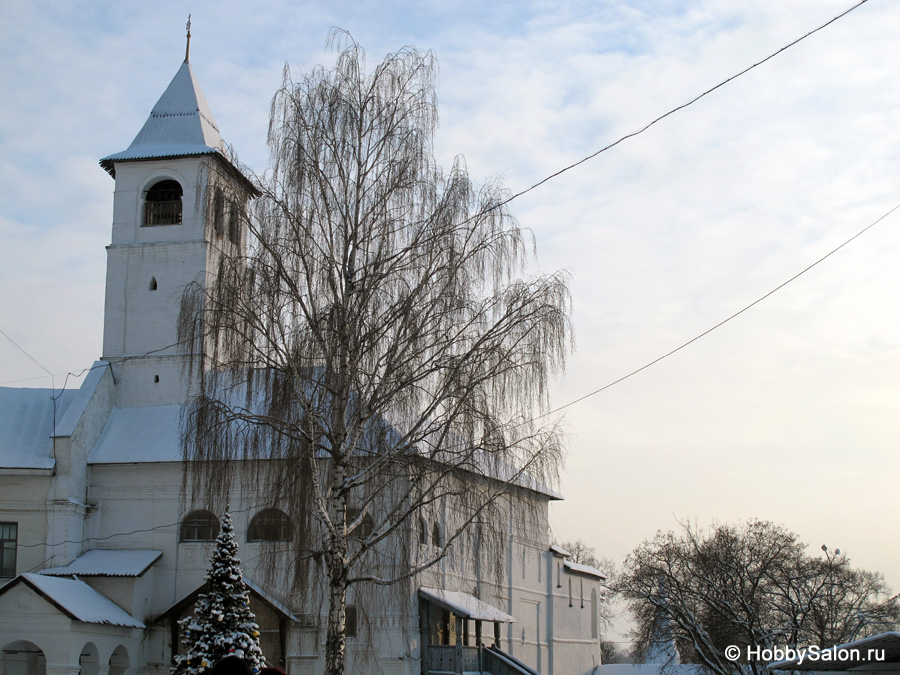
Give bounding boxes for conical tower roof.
[100,60,228,176]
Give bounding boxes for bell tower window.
[144,179,183,226]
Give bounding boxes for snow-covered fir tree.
[172,512,266,675]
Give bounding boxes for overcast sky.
[2,0,898,637]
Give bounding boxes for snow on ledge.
[564,560,607,580]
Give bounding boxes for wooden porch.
[419,587,534,675]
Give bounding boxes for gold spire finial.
[185,14,192,62]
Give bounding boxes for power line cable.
[0,329,53,380]
[542,201,900,419]
[496,0,871,211]
[17,502,267,551]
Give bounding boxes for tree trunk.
[325,562,348,675]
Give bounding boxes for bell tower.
[98,42,255,407]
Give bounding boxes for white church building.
[0,49,606,675]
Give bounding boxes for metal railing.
[144,200,182,226]
[424,644,536,675]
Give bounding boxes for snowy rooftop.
[40,549,162,577]
[243,578,300,623]
[419,587,515,623]
[100,60,226,175]
[549,544,571,557]
[564,560,607,580]
[0,387,76,469]
[89,405,183,464]
[16,573,145,627]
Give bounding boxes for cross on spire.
[185,14,192,63]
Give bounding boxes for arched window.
[109,645,130,675]
[248,509,293,542]
[418,517,427,545]
[144,179,183,226]
[431,523,441,548]
[79,642,99,675]
[181,510,218,542]
[149,277,157,291]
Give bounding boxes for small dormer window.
[144,179,183,226]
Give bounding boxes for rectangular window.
[213,187,225,237]
[227,200,241,245]
[346,605,358,638]
[0,522,17,578]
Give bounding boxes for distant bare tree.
[179,33,571,675]
[601,640,627,665]
[617,520,900,675]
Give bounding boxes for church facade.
[0,51,605,675]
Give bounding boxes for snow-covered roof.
[89,405,183,464]
[564,560,607,580]
[157,577,300,624]
[243,578,300,623]
[100,60,226,175]
[40,549,162,577]
[549,544,571,557]
[0,386,77,469]
[13,573,145,627]
[53,362,110,438]
[769,631,900,671]
[419,587,515,623]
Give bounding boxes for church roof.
[99,60,227,176]
[8,573,145,628]
[89,404,183,464]
[0,386,77,470]
[40,549,163,577]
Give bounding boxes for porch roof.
[40,549,162,577]
[9,574,145,628]
[419,587,515,623]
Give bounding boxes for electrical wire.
[17,502,267,551]
[494,0,871,211]
[542,201,900,419]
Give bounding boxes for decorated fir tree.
[172,512,266,675]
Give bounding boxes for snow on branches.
[172,512,266,675]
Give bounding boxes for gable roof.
[100,60,225,175]
[0,387,77,470]
[40,549,162,577]
[6,574,145,628]
[155,577,299,623]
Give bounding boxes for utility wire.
[1,327,58,436]
[496,0,870,211]
[17,502,267,551]
[543,201,900,418]
[0,328,53,380]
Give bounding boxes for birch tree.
[180,33,571,675]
